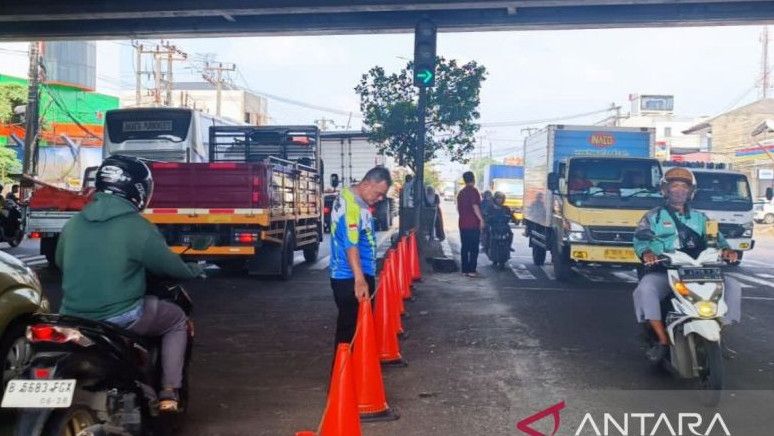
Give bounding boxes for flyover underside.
[1,1,774,40]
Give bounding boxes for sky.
[0,25,769,179]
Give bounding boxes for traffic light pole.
[413,85,428,235]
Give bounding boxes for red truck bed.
[148,162,270,209]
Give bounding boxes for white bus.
[104,107,241,162]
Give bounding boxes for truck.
[523,125,661,281]
[481,164,525,225]
[143,125,322,280]
[320,131,395,232]
[27,107,238,264]
[663,162,754,265]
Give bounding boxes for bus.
[103,107,241,162]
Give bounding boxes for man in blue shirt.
[330,166,392,344]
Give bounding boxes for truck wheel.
[551,238,573,282]
[40,235,59,267]
[532,245,546,266]
[765,214,774,225]
[280,230,294,281]
[303,243,319,263]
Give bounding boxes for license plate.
[1,379,76,408]
[122,120,173,132]
[604,249,635,261]
[679,267,723,282]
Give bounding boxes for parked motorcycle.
[646,247,728,405]
[4,277,195,436]
[0,199,25,247]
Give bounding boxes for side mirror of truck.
[767,187,773,201]
[330,173,340,189]
[547,172,559,192]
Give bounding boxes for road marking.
[726,272,774,289]
[510,263,536,280]
[743,259,771,267]
[540,265,556,281]
[612,271,638,283]
[755,273,774,279]
[742,296,774,301]
[310,255,330,270]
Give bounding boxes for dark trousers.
[460,228,481,273]
[331,275,376,344]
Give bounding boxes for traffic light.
[413,19,437,87]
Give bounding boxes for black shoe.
[646,344,668,362]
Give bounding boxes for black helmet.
[95,155,154,210]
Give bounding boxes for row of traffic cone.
[297,231,422,436]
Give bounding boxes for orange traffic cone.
[352,299,400,422]
[397,239,413,300]
[384,253,404,335]
[375,271,407,367]
[409,231,422,282]
[318,343,362,436]
[387,250,405,316]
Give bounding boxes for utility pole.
[202,62,236,117]
[133,41,187,107]
[762,26,770,99]
[23,41,42,176]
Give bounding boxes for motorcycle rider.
[56,154,204,412]
[632,167,741,361]
[485,191,514,251]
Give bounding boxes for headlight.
[742,229,753,238]
[566,221,586,242]
[695,301,718,319]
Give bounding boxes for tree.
[0,83,27,124]
[355,57,486,172]
[0,146,22,184]
[468,156,497,187]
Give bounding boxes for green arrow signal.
[417,70,433,85]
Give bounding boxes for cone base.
[360,407,400,422]
[398,330,409,339]
[380,357,408,367]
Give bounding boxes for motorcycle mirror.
[189,236,213,251]
[634,228,655,241]
[330,173,340,189]
[767,187,773,201]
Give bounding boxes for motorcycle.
[647,246,728,405]
[3,240,209,435]
[485,222,513,270]
[0,199,25,247]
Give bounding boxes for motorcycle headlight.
[695,301,718,319]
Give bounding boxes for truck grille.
[588,227,634,244]
[718,223,744,238]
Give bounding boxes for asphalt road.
[2,204,774,435]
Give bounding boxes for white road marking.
[540,265,556,281]
[726,272,774,289]
[612,271,638,283]
[510,263,536,280]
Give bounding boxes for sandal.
[158,388,180,413]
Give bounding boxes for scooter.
[0,199,25,247]
[3,241,209,435]
[486,222,513,269]
[648,246,728,405]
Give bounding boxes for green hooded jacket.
[56,192,202,320]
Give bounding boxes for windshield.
[105,109,192,152]
[493,179,524,197]
[692,172,752,212]
[567,158,663,209]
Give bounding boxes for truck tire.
[280,230,294,281]
[551,238,573,282]
[303,242,319,263]
[40,235,59,267]
[532,245,546,266]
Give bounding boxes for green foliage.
[468,156,497,187]
[0,145,22,184]
[423,165,443,190]
[0,84,27,124]
[355,57,486,172]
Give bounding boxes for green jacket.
[56,192,202,320]
[633,205,729,258]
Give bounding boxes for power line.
[478,107,613,127]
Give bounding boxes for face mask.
[667,188,690,205]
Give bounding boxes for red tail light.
[324,207,331,215]
[235,232,258,244]
[29,232,41,239]
[33,367,53,379]
[27,324,94,347]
